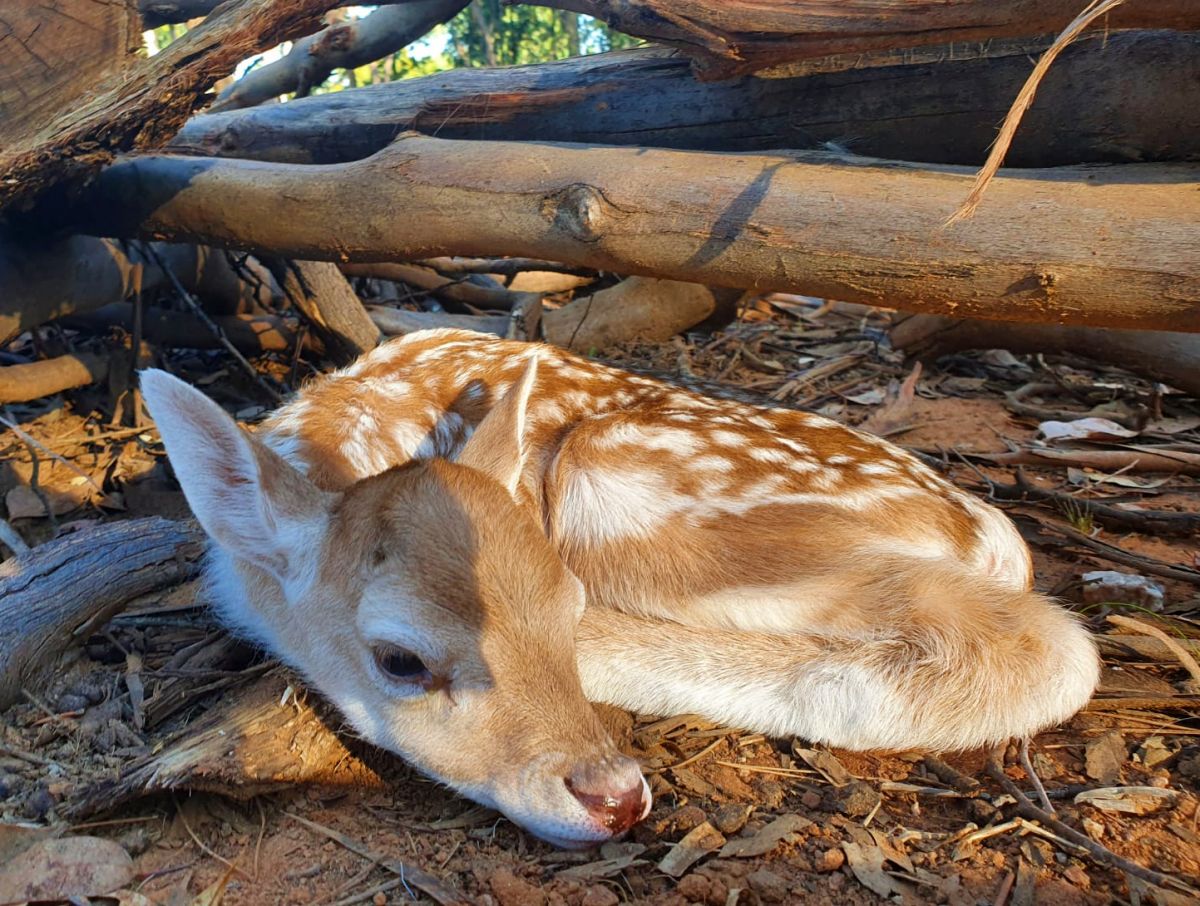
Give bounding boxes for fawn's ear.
[457,354,537,496]
[140,369,332,591]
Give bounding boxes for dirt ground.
[2,299,1199,905]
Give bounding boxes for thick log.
[67,137,1200,331]
[138,0,412,28]
[0,0,340,216]
[0,1,139,146]
[269,260,380,362]
[175,33,1200,168]
[214,0,470,111]
[890,315,1200,397]
[0,518,204,709]
[518,0,1200,77]
[0,235,277,346]
[61,303,302,353]
[543,277,720,350]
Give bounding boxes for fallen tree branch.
[213,0,469,111]
[890,314,1200,397]
[0,354,110,405]
[0,518,204,709]
[66,137,1200,331]
[174,33,1200,168]
[61,303,304,355]
[268,259,380,363]
[514,0,1200,76]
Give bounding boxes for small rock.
[1063,864,1090,889]
[489,868,546,906]
[1179,751,1200,781]
[800,790,822,810]
[580,887,618,906]
[55,693,90,712]
[1134,736,1178,770]
[712,804,750,836]
[835,781,881,818]
[657,805,707,837]
[816,848,845,872]
[967,798,999,823]
[1085,731,1126,784]
[373,893,388,906]
[0,774,13,799]
[676,874,710,902]
[23,786,56,820]
[746,868,788,904]
[755,781,787,809]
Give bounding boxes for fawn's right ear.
[140,369,333,592]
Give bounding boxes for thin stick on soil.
[1107,614,1200,686]
[1018,738,1055,814]
[0,518,29,556]
[984,748,1198,896]
[947,0,1126,223]
[172,794,252,881]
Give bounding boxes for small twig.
[1107,614,1200,687]
[651,736,726,775]
[141,243,282,404]
[1040,521,1200,587]
[992,869,1015,906]
[172,793,253,881]
[947,0,1126,222]
[1018,737,1055,814]
[985,747,1198,896]
[0,517,30,556]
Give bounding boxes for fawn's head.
[140,360,649,848]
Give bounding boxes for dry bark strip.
[890,315,1200,397]
[0,0,340,216]
[517,0,1200,76]
[0,518,205,709]
[175,33,1200,168]
[213,0,470,110]
[70,137,1200,331]
[66,673,386,819]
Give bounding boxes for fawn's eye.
[372,645,436,689]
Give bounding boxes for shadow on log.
[0,518,204,709]
[60,136,1200,331]
[175,33,1200,169]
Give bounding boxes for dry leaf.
[841,841,916,903]
[0,835,133,904]
[719,814,811,858]
[1038,417,1139,443]
[657,821,725,878]
[792,746,853,786]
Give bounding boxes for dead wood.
[66,673,384,819]
[138,0,226,27]
[958,448,1200,476]
[0,1,140,147]
[0,355,110,406]
[68,137,1200,331]
[342,262,532,311]
[368,308,509,337]
[175,33,1200,168]
[419,258,597,279]
[0,236,275,347]
[0,518,204,709]
[890,314,1200,397]
[543,277,722,350]
[214,0,469,110]
[60,303,303,355]
[268,260,380,363]
[0,0,340,216]
[516,0,1200,77]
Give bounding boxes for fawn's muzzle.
[565,754,651,836]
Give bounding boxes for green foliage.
[445,1,639,68]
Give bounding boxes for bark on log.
[139,0,226,27]
[68,137,1200,331]
[0,0,340,216]
[66,673,384,818]
[0,235,277,346]
[0,1,139,146]
[0,354,110,405]
[60,303,302,354]
[214,0,470,111]
[269,260,381,363]
[175,33,1200,169]
[518,0,1200,77]
[0,518,204,709]
[543,277,719,350]
[890,315,1200,397]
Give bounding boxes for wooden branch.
[68,137,1200,331]
[61,303,304,353]
[213,0,469,110]
[0,236,277,347]
[0,518,204,709]
[0,0,340,215]
[174,33,1200,168]
[890,315,1200,396]
[542,277,719,350]
[139,0,226,27]
[515,0,1200,77]
[268,260,380,363]
[66,673,384,819]
[342,261,533,311]
[0,354,110,405]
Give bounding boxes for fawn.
[141,328,1098,848]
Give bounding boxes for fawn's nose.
[565,755,651,836]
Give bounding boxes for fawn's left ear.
[456,354,538,496]
[140,369,334,593]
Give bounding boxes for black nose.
[565,756,649,835]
